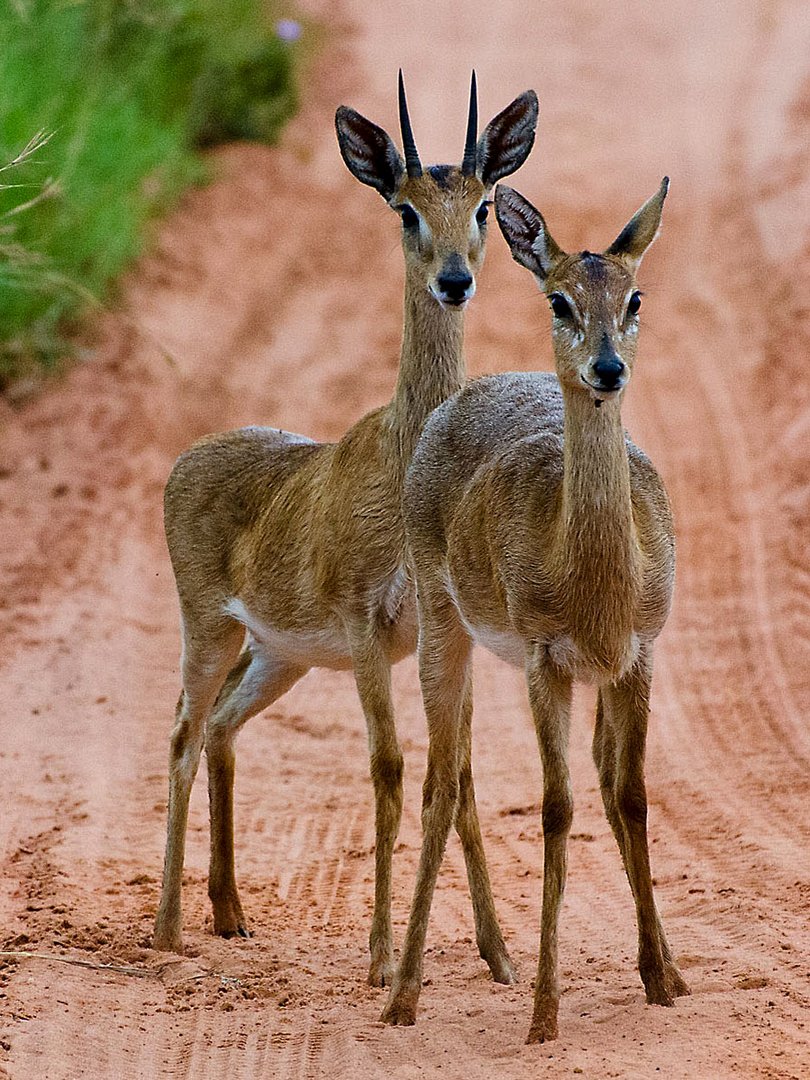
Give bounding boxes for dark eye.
[549,293,573,320]
[627,291,642,317]
[475,202,490,225]
[400,205,419,230]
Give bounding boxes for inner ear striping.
[476,90,539,186]
[334,105,404,200]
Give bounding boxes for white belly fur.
[443,579,526,667]
[223,598,353,670]
[464,624,641,682]
[469,623,526,668]
[444,572,641,682]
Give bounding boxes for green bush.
[0,0,298,384]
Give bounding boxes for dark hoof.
[152,914,183,955]
[486,952,517,986]
[220,925,251,940]
[665,965,691,999]
[380,988,418,1026]
[368,961,395,988]
[527,997,559,1043]
[526,1020,558,1044]
[152,932,184,955]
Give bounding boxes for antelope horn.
[398,70,422,178]
[461,70,478,176]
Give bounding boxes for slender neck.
[557,386,641,625]
[387,268,466,463]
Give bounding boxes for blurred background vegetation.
[0,0,300,389]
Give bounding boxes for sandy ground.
[1,1,809,1077]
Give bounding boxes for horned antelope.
[381,178,690,1040]
[152,73,538,988]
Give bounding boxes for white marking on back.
[242,424,316,446]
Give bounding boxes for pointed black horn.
[461,70,478,176]
[398,70,422,178]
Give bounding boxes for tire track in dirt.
[627,3,810,888]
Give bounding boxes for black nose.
[592,355,625,389]
[592,335,625,389]
[437,271,473,302]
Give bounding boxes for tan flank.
[382,178,691,1039]
[152,74,538,991]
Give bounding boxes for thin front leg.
[601,648,689,1005]
[153,617,244,953]
[351,627,404,987]
[381,595,472,1025]
[206,647,306,940]
[454,679,516,985]
[525,647,573,1044]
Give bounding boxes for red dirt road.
[1,2,809,1077]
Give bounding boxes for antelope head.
[336,72,538,310]
[495,179,669,402]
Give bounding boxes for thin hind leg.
[596,656,690,1005]
[593,690,631,865]
[206,644,307,938]
[350,626,403,987]
[525,649,573,1044]
[454,678,515,985]
[381,592,471,1024]
[153,615,244,953]
[592,689,688,999]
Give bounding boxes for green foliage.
[0,0,298,383]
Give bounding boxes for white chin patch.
[580,374,624,401]
[430,287,472,310]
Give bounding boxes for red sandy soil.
[1,1,809,1077]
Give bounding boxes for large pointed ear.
[335,106,404,202]
[476,90,538,187]
[605,177,669,269]
[495,185,564,283]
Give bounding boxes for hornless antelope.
[381,179,690,1039]
[152,74,538,989]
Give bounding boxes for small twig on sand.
[0,950,211,982]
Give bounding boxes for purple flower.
[275,19,302,43]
